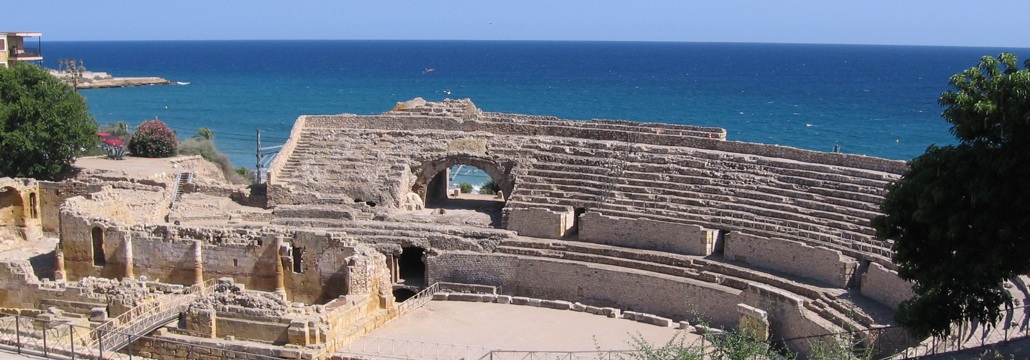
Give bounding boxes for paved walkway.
[342,301,699,355]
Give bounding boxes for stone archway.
[411,155,515,207]
[0,187,25,227]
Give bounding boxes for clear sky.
[6,0,1029,48]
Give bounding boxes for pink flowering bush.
[128,119,178,158]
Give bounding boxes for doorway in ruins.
[398,246,426,287]
[0,187,25,227]
[413,156,512,228]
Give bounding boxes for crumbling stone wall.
[579,211,716,256]
[860,262,916,310]
[0,177,41,241]
[725,233,859,287]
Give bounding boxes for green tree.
[195,127,214,140]
[458,182,473,194]
[478,179,501,195]
[0,63,97,179]
[872,53,1030,338]
[128,119,178,158]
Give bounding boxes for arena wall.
[860,262,916,310]
[725,233,858,287]
[578,211,716,256]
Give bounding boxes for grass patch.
[178,137,246,184]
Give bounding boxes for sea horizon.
[37,40,1030,169]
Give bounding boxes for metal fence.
[0,311,281,360]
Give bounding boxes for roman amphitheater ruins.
[0,98,1025,359]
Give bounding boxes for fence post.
[42,319,48,357]
[98,328,104,360]
[70,324,75,360]
[15,317,20,354]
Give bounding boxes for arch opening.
[0,187,25,227]
[412,156,512,228]
[398,246,426,287]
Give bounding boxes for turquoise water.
[40,40,1030,169]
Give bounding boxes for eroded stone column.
[274,236,288,300]
[54,246,66,282]
[193,240,204,288]
[123,235,134,280]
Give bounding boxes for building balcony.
[9,47,42,61]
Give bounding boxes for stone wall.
[724,233,858,288]
[506,207,574,239]
[426,252,839,341]
[0,177,42,240]
[578,211,716,256]
[860,262,915,310]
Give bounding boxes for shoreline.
[48,68,177,89]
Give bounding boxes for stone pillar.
[274,237,288,300]
[193,240,204,288]
[54,246,66,282]
[123,235,134,280]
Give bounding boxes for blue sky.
[7,1,1029,48]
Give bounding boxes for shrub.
[478,179,501,195]
[178,136,246,184]
[458,182,473,194]
[128,119,178,158]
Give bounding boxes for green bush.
[178,137,245,184]
[458,182,473,194]
[478,179,501,195]
[128,119,178,158]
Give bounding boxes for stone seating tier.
[491,238,882,333]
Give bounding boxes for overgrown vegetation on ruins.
[179,128,247,183]
[872,53,1030,338]
[0,63,98,179]
[128,119,178,158]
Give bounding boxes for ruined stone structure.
[2,98,1023,358]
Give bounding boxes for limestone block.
[585,306,602,314]
[528,298,543,307]
[495,295,512,304]
[511,297,530,305]
[602,307,620,318]
[623,311,639,320]
[571,302,586,312]
[432,292,450,300]
[678,321,694,331]
[481,294,498,302]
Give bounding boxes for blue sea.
[39,41,1030,173]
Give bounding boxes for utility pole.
[256,129,262,185]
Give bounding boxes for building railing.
[397,281,440,316]
[0,311,281,360]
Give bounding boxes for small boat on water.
[177,81,191,85]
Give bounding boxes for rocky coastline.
[48,69,177,89]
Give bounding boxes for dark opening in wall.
[292,246,304,273]
[28,193,37,219]
[393,288,417,302]
[91,227,105,266]
[568,207,587,237]
[399,246,426,286]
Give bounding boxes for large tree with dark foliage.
[872,53,1030,338]
[0,63,97,179]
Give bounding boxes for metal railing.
[478,350,644,360]
[87,279,218,353]
[0,312,281,360]
[341,337,492,360]
[397,282,440,316]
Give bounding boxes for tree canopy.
[0,63,98,180]
[872,53,1030,338]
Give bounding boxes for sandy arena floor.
[340,301,701,357]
